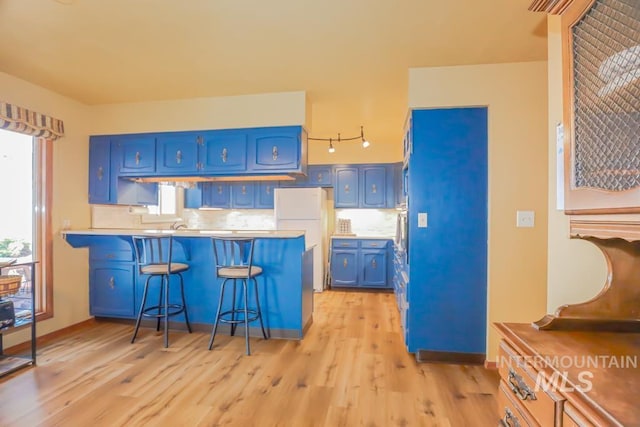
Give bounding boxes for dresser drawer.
[497,380,538,427]
[332,239,358,249]
[498,341,562,426]
[360,239,389,249]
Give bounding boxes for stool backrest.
[211,237,255,273]
[132,235,175,274]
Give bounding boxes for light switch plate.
[516,210,535,228]
[418,212,428,228]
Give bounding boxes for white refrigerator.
[274,187,328,292]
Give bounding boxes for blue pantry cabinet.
[400,107,488,358]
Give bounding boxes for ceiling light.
[309,125,372,151]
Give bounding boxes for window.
[141,183,184,223]
[0,129,52,321]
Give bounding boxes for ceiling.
[0,0,547,152]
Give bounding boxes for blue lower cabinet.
[90,263,135,318]
[330,239,392,288]
[330,249,358,286]
[361,250,387,287]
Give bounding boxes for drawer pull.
[508,369,537,401]
[370,243,378,247]
[340,243,350,246]
[499,407,520,427]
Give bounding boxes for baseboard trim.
[415,350,485,365]
[484,360,497,370]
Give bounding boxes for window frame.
[34,137,53,321]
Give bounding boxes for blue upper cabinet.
[202,182,231,208]
[249,126,302,171]
[231,183,255,208]
[334,167,359,208]
[255,182,278,209]
[307,165,333,187]
[156,132,199,174]
[199,130,248,173]
[360,165,387,208]
[88,136,113,204]
[114,135,156,175]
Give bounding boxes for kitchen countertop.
[331,235,394,240]
[62,228,305,239]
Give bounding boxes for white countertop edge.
[62,229,305,238]
[331,235,394,240]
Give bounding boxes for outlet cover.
[516,210,535,228]
[418,212,428,228]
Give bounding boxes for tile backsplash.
[335,209,397,237]
[91,205,395,237]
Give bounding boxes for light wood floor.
[0,291,499,426]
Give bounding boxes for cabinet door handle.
[197,135,204,145]
[499,408,520,427]
[344,184,350,193]
[266,185,271,195]
[507,369,537,401]
[176,150,182,164]
[343,258,348,268]
[109,277,115,289]
[371,259,377,269]
[97,166,104,181]
[317,172,323,182]
[221,148,228,163]
[272,146,278,160]
[135,151,141,165]
[241,185,247,195]
[217,185,223,195]
[371,184,377,193]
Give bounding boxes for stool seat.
[218,265,262,278]
[209,237,268,355]
[131,235,192,348]
[141,263,189,275]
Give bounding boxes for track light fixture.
[309,126,371,153]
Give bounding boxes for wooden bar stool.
[209,237,268,355]
[131,234,192,348]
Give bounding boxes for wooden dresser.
[495,323,640,426]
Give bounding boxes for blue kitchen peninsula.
[63,229,313,339]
